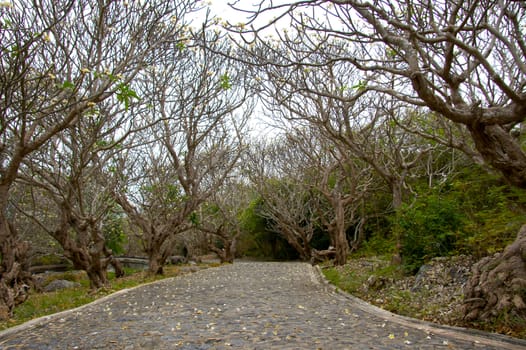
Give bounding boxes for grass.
[321,254,526,339]
[0,263,220,331]
[321,254,398,294]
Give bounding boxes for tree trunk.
[332,200,349,266]
[333,227,349,266]
[85,265,108,290]
[462,224,526,323]
[209,240,235,264]
[0,184,33,320]
[53,219,110,290]
[63,246,109,290]
[107,254,125,278]
[0,228,32,320]
[468,123,526,189]
[279,230,312,262]
[146,238,170,275]
[220,238,236,264]
[147,253,165,275]
[390,180,404,266]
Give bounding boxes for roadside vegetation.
[0,264,219,331]
[316,165,526,338]
[322,254,526,339]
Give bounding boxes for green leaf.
[219,73,232,90]
[189,212,199,226]
[116,83,140,111]
[176,42,186,51]
[386,48,397,58]
[351,80,367,91]
[60,81,75,90]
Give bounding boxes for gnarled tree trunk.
[147,252,166,275]
[0,181,32,319]
[468,123,526,189]
[145,236,174,275]
[208,238,236,264]
[460,123,526,324]
[0,222,32,320]
[462,224,526,323]
[57,236,109,290]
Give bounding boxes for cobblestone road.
[0,262,525,349]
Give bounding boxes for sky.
[200,1,290,140]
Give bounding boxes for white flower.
[0,1,12,9]
[42,32,53,43]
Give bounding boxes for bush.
[393,193,464,273]
[450,173,526,257]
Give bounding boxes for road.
[0,262,524,349]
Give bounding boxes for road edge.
[313,264,526,350]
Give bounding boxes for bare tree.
[249,56,434,263]
[194,179,251,264]
[232,0,526,323]
[0,0,198,318]
[247,125,373,265]
[235,0,525,185]
[248,140,319,262]
[17,100,131,289]
[114,28,253,274]
[250,48,432,211]
[113,148,194,275]
[287,127,374,265]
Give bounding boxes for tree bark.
[0,184,32,320]
[468,123,526,189]
[0,227,32,320]
[147,252,165,275]
[105,249,125,278]
[462,224,526,323]
[208,239,236,264]
[145,237,172,275]
[331,198,349,266]
[333,228,349,266]
[60,240,109,290]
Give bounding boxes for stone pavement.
[0,262,525,349]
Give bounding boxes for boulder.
[169,255,187,265]
[43,279,81,292]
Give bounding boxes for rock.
[411,255,474,292]
[43,279,81,292]
[169,255,187,265]
[411,264,433,292]
[365,275,387,291]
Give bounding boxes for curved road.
[0,262,524,349]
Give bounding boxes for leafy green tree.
[393,193,464,273]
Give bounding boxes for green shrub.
[103,210,127,255]
[393,193,464,273]
[451,173,526,257]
